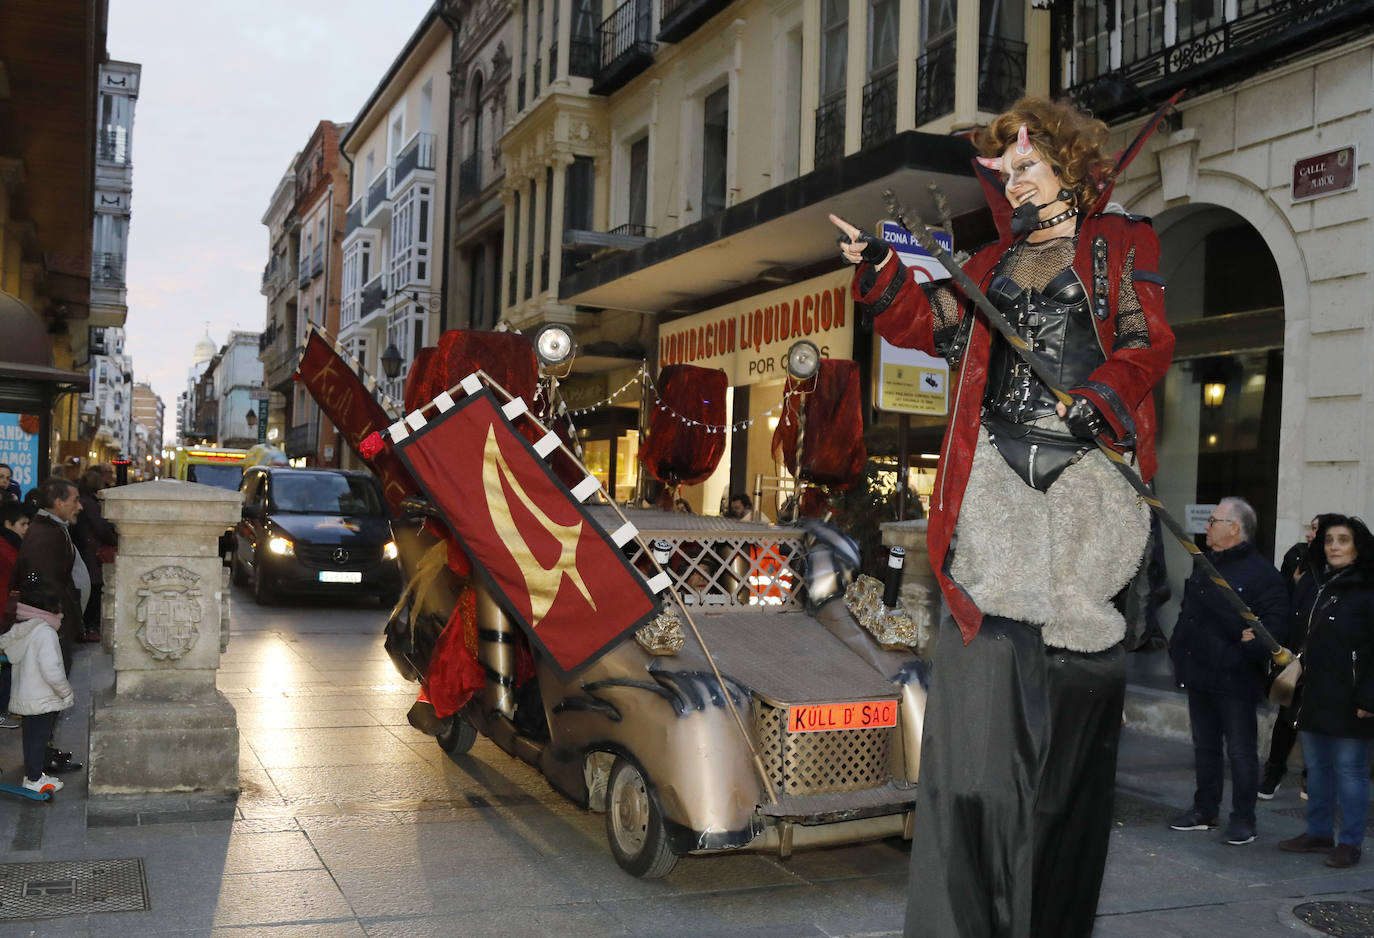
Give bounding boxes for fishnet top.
[927,237,1150,355]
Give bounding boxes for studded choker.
[1034,206,1078,229]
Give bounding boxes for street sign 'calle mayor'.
[1291,145,1357,202]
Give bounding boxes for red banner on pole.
[395,390,660,676]
[295,331,417,512]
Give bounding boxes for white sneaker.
[21,773,63,794]
[0,714,20,729]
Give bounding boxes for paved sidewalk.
[0,589,1370,937]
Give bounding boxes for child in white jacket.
[0,596,74,794]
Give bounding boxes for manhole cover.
[1293,901,1374,937]
[0,858,148,920]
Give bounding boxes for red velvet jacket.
[852,176,1175,644]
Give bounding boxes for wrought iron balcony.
[814,96,845,168]
[608,222,655,238]
[344,197,363,237]
[861,70,898,150]
[285,418,319,459]
[392,132,436,194]
[977,36,1026,116]
[658,0,733,42]
[92,252,125,286]
[311,244,324,278]
[360,274,385,321]
[458,152,481,203]
[298,263,312,288]
[97,129,129,164]
[1065,0,1374,122]
[569,38,599,78]
[591,0,656,96]
[916,38,956,126]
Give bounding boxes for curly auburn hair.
[974,96,1116,211]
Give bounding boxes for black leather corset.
[982,267,1105,423]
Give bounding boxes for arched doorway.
[1146,204,1286,672]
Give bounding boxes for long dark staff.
[881,190,1292,665]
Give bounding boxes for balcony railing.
[658,0,734,43]
[365,170,391,224]
[814,96,845,168]
[392,132,436,194]
[1065,0,1372,121]
[360,274,385,321]
[591,0,655,95]
[569,37,599,78]
[285,418,319,459]
[298,261,312,288]
[311,244,324,278]
[978,36,1026,115]
[92,252,125,286]
[97,129,129,164]
[608,222,655,238]
[916,38,956,126]
[458,152,481,203]
[344,197,363,237]
[861,70,898,150]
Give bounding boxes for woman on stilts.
[831,95,1176,937]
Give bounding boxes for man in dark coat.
[1169,496,1288,845]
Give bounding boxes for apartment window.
[526,181,537,298]
[543,166,553,286]
[351,336,369,371]
[365,151,375,187]
[519,0,529,108]
[921,0,956,49]
[869,0,899,74]
[385,304,428,387]
[628,136,649,231]
[313,294,323,327]
[702,86,729,219]
[389,107,405,163]
[340,238,373,327]
[535,0,545,96]
[391,183,433,289]
[470,75,484,157]
[420,80,433,133]
[820,0,848,102]
[564,156,594,232]
[98,92,133,163]
[779,27,803,182]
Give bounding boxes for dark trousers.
[1186,687,1258,824]
[903,616,1127,938]
[21,711,57,782]
[1264,705,1300,777]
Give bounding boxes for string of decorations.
[562,363,803,434]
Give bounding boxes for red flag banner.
[394,390,661,676]
[295,331,417,512]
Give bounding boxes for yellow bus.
[170,446,248,492]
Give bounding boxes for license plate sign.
[318,571,362,583]
[788,700,898,733]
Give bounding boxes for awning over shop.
[0,291,90,396]
[559,131,981,313]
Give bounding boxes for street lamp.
[381,343,403,380]
[245,408,257,430]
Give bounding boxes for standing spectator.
[0,463,20,501]
[0,579,75,794]
[1,500,34,729]
[1260,513,1329,800]
[1169,497,1289,845]
[726,493,753,520]
[11,476,88,774]
[72,467,117,640]
[1278,514,1374,868]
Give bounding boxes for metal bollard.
[883,546,906,609]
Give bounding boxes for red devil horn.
[1016,123,1032,156]
[976,156,1003,171]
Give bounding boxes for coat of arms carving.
[134,565,204,660]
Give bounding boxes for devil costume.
[850,129,1175,936]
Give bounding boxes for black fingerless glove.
[1063,394,1110,441]
[838,230,892,265]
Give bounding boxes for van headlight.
[267,536,295,556]
[383,540,398,561]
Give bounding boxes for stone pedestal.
[879,519,942,659]
[89,480,241,795]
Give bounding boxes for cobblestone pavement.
[0,589,1370,937]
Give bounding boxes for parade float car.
[291,324,931,878]
[386,477,931,878]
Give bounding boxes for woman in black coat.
[1278,514,1374,868]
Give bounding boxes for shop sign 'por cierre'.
[657,271,853,386]
[1291,145,1357,202]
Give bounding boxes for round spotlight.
[786,340,821,380]
[534,323,576,367]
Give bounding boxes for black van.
[231,466,401,606]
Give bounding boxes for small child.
[0,582,74,794]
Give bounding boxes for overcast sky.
[109,0,435,443]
